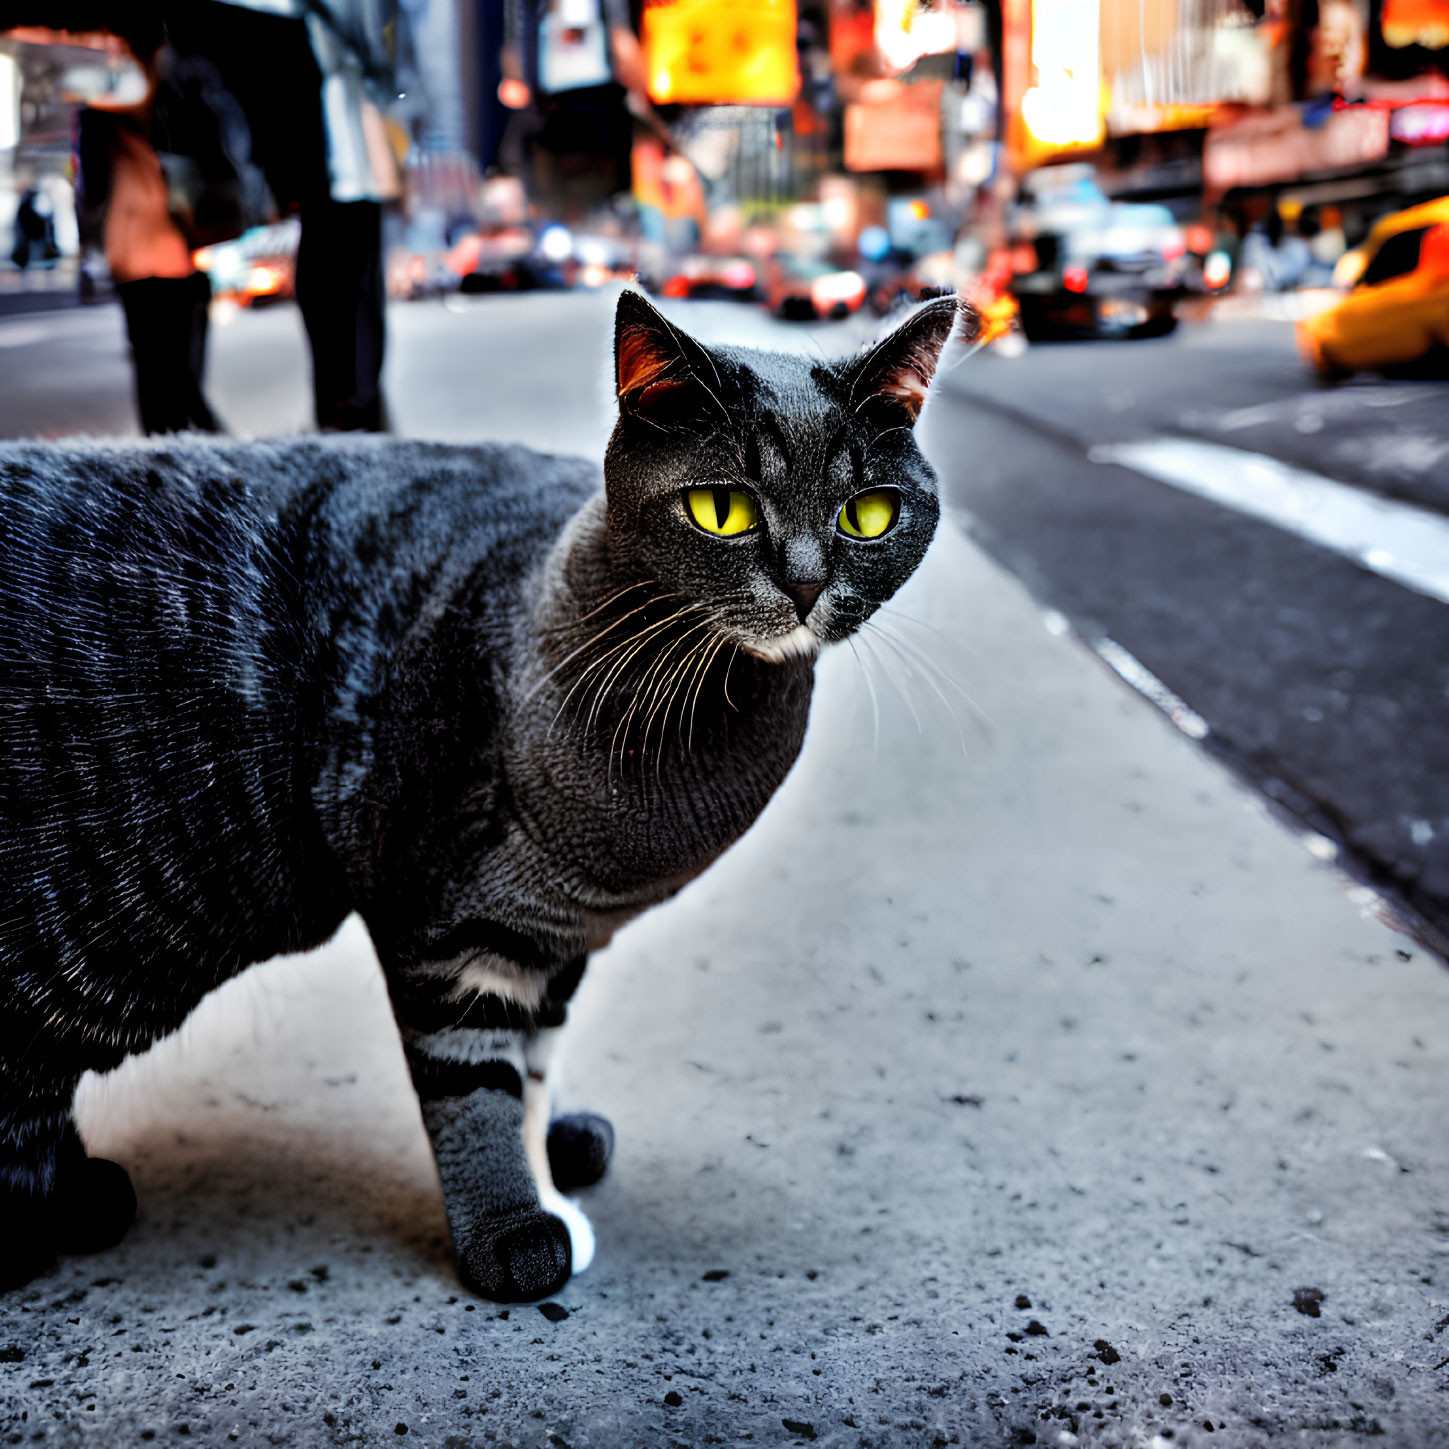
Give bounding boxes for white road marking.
[1210,383,1439,432]
[1092,638,1210,740]
[0,322,50,349]
[1090,437,1449,607]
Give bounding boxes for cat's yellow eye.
[837,490,899,539]
[686,487,760,537]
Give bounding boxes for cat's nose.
[782,579,824,623]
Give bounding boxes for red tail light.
[1063,266,1089,293]
[1422,222,1449,279]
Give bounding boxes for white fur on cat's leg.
[523,1030,595,1273]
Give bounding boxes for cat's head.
[602,289,969,661]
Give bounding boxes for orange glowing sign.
[843,78,945,172]
[643,0,799,106]
[1381,0,1449,46]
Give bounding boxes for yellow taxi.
[1297,196,1449,378]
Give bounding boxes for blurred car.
[868,250,959,317]
[448,223,563,295]
[763,255,867,320]
[655,255,759,302]
[571,232,637,289]
[1296,197,1449,379]
[193,220,299,307]
[1007,185,1187,340]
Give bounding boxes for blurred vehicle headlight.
[1203,251,1232,289]
[1333,249,1366,289]
[538,224,572,263]
[246,265,284,296]
[811,270,865,304]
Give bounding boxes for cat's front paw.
[0,1152,135,1289]
[454,1205,573,1302]
[55,1155,137,1255]
[547,1112,614,1192]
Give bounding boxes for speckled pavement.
[3,296,1448,1448]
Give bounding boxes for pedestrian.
[73,9,237,433]
[9,180,60,273]
[498,0,653,220]
[8,3,399,434]
[166,0,400,432]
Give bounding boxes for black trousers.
[115,272,220,436]
[295,200,388,433]
[168,1,388,432]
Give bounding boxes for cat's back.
[0,436,601,1027]
[0,439,282,676]
[0,434,597,674]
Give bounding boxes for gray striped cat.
[0,290,966,1299]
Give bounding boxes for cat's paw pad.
[456,1207,572,1303]
[547,1112,614,1193]
[55,1156,136,1255]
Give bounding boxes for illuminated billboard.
[843,77,946,172]
[1002,0,1105,168]
[643,0,800,106]
[1381,0,1449,47]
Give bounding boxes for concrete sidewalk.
[3,296,1448,1448]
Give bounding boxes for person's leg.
[106,121,221,434]
[115,272,220,434]
[294,200,388,432]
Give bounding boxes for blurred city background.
[4,0,1449,339]
[4,6,1449,1441]
[0,4,1446,950]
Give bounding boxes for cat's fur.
[0,290,967,1298]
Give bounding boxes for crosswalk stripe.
[1089,437,1449,607]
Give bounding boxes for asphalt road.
[929,322,1449,958]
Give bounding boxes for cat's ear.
[845,295,977,424]
[614,288,723,428]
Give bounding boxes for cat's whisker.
[579,599,715,747]
[846,635,881,758]
[548,611,687,737]
[583,606,709,739]
[638,644,702,779]
[869,621,971,755]
[675,611,730,753]
[656,643,705,766]
[870,617,994,738]
[863,425,911,457]
[543,580,654,635]
[612,616,717,773]
[721,644,741,712]
[530,593,678,708]
[685,631,732,752]
[548,602,702,736]
[872,607,987,664]
[636,622,719,770]
[613,612,721,780]
[856,626,923,735]
[656,611,731,765]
